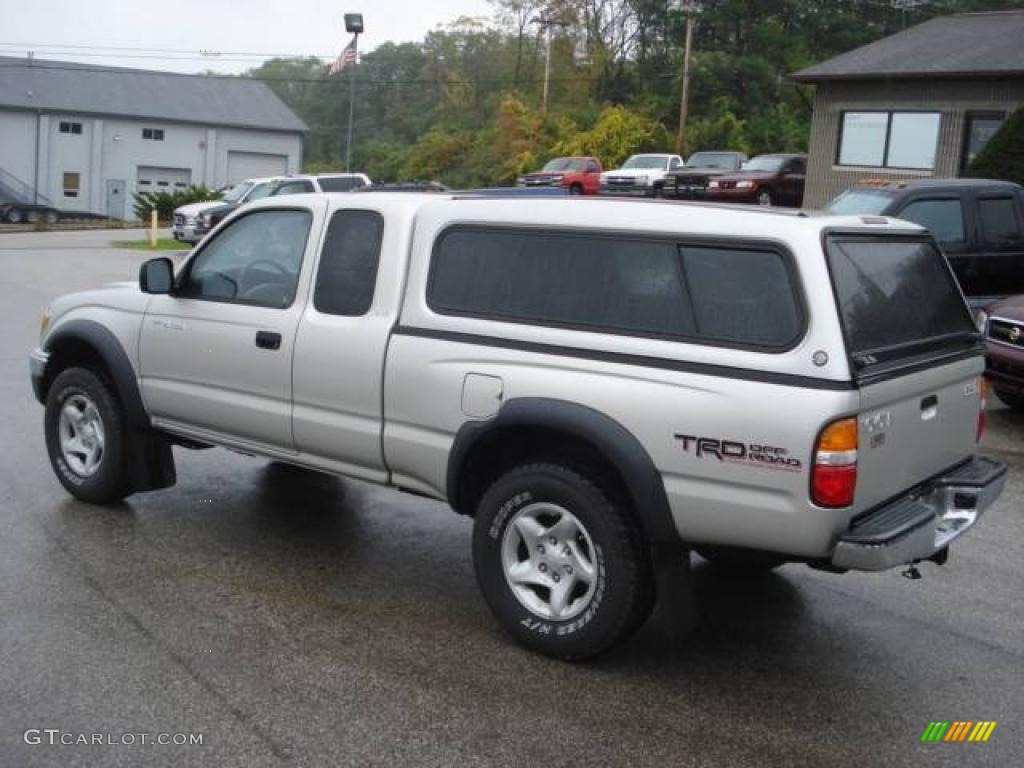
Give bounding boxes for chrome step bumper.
[831,456,1007,571]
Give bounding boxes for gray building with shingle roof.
[0,56,306,219]
[791,10,1024,207]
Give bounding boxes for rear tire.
[44,367,129,504]
[473,463,653,660]
[994,386,1024,412]
[695,546,786,575]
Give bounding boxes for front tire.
[757,188,773,207]
[569,183,583,196]
[45,367,129,504]
[473,463,653,660]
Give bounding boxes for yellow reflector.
[818,417,858,452]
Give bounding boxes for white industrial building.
[0,56,306,219]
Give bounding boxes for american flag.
[328,40,358,74]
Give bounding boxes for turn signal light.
[812,417,858,508]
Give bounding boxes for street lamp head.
[344,13,364,34]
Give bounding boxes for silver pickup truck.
[30,194,1006,659]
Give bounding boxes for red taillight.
[977,376,987,442]
[811,417,858,508]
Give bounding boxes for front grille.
[606,177,635,186]
[674,175,708,189]
[988,318,1024,348]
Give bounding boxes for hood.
[713,170,776,183]
[174,200,224,217]
[986,294,1024,320]
[605,168,658,179]
[668,167,734,179]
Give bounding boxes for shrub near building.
[132,185,222,222]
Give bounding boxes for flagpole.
[345,33,359,173]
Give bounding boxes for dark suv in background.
[663,151,747,200]
[827,178,1024,303]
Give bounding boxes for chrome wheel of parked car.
[757,189,773,206]
[43,210,59,224]
[501,502,598,621]
[6,208,23,223]
[58,393,106,477]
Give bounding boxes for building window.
[59,121,83,135]
[63,172,81,198]
[961,112,1006,172]
[837,111,941,170]
[142,128,165,141]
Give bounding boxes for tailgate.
[824,232,984,513]
[855,357,982,511]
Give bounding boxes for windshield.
[742,156,785,172]
[220,182,253,204]
[687,152,738,170]
[622,156,668,170]
[542,158,585,172]
[246,182,279,201]
[827,189,896,215]
[826,236,976,367]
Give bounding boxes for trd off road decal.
[675,434,803,472]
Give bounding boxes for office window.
[142,128,165,141]
[59,121,83,135]
[838,112,940,170]
[63,172,81,198]
[961,112,1006,172]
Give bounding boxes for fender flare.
[448,398,682,558]
[42,318,150,428]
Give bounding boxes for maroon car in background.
[706,153,807,207]
[981,296,1024,411]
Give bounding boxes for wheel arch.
[41,319,149,430]
[448,398,682,565]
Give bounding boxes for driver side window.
[178,209,312,308]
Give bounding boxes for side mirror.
[140,257,174,294]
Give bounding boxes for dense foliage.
[132,185,222,221]
[247,0,1020,187]
[968,107,1024,186]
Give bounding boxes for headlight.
[599,174,608,183]
[974,309,989,335]
[516,177,526,186]
[39,310,51,340]
[637,175,651,186]
[202,214,214,228]
[736,180,755,189]
[708,180,720,189]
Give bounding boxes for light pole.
[343,13,363,172]
[531,17,568,113]
[673,1,701,157]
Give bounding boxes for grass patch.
[111,238,192,251]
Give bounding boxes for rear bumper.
[831,456,1006,571]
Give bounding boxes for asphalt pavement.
[0,229,1021,767]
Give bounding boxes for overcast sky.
[0,0,497,74]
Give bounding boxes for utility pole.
[342,13,364,172]
[674,2,701,157]
[531,17,568,113]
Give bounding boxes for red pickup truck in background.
[517,156,602,195]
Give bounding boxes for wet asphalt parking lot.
[0,229,1021,767]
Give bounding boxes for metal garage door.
[226,152,288,184]
[136,166,192,193]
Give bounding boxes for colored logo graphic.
[921,721,997,742]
